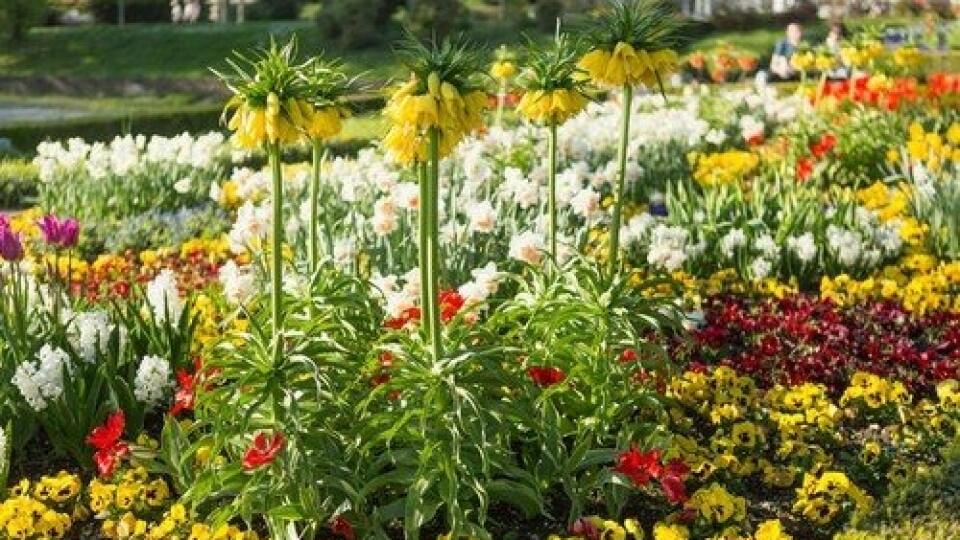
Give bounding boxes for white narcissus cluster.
[200,83,904,288]
[12,345,71,412]
[228,201,272,254]
[219,260,256,306]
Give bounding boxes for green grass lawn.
[0,21,406,81]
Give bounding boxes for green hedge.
[3,94,383,156]
[0,158,38,209]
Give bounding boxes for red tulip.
[527,366,566,387]
[242,432,285,471]
[614,446,662,487]
[87,411,130,478]
[438,289,466,323]
[796,157,814,182]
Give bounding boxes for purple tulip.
[37,215,80,249]
[0,225,23,262]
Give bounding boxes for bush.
[245,0,304,20]
[534,0,563,32]
[0,0,48,42]
[316,0,389,48]
[88,0,170,24]
[0,158,39,209]
[398,0,463,39]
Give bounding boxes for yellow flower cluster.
[0,473,84,539]
[937,379,960,413]
[892,46,923,69]
[226,95,344,149]
[516,89,588,125]
[687,483,747,533]
[579,42,679,88]
[840,40,885,68]
[383,73,488,164]
[840,371,911,411]
[490,60,517,81]
[792,471,872,526]
[545,515,791,540]
[789,51,815,72]
[0,495,73,539]
[688,151,760,188]
[547,517,643,540]
[900,121,960,172]
[855,181,909,223]
[820,259,960,314]
[89,467,170,520]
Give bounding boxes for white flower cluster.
[457,263,501,306]
[219,260,256,306]
[65,309,113,363]
[35,132,226,182]
[647,225,689,272]
[228,201,272,254]
[12,345,71,412]
[134,355,173,407]
[146,269,183,325]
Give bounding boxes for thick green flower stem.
[607,84,633,278]
[309,139,322,276]
[425,127,444,361]
[269,141,285,364]
[548,120,559,266]
[418,160,432,345]
[496,81,506,127]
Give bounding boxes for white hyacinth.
[134,355,173,407]
[788,232,818,263]
[146,269,183,325]
[647,225,689,272]
[12,345,71,412]
[70,310,112,363]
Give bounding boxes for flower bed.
[2,3,960,539]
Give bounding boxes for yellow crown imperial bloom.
[790,52,815,71]
[490,60,517,81]
[427,71,442,96]
[517,88,588,125]
[306,105,344,140]
[840,46,864,67]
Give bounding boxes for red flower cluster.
[169,357,207,417]
[614,446,689,504]
[795,132,837,182]
[817,75,919,110]
[927,72,960,98]
[672,294,960,394]
[384,289,467,329]
[86,411,130,478]
[242,432,285,471]
[73,249,226,305]
[527,366,566,387]
[438,289,465,322]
